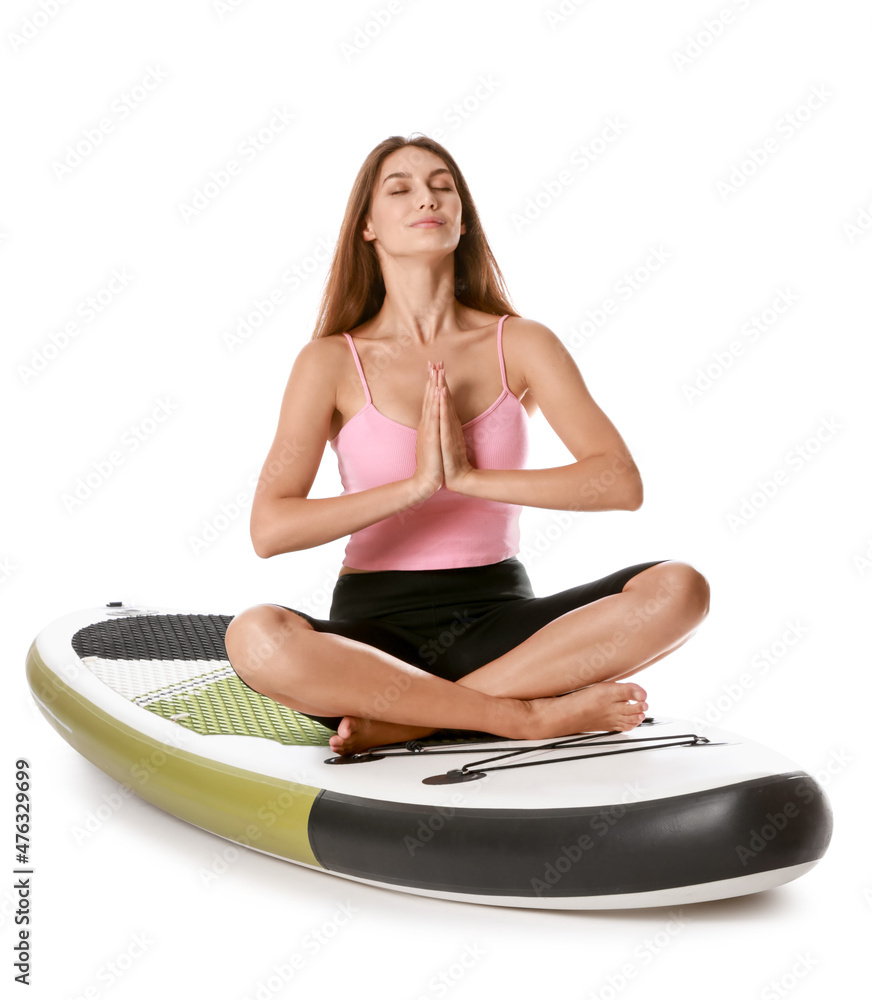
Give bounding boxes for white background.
[3,0,871,997]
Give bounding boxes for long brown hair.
[310,133,519,340]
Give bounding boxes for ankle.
[500,697,542,741]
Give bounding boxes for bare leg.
[224,606,651,755]
[456,561,710,698]
[332,561,710,752]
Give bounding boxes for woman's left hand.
[435,366,476,491]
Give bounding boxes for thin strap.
[342,332,371,404]
[496,314,509,391]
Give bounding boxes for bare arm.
[450,319,643,512]
[250,339,438,559]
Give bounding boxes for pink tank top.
[329,314,529,571]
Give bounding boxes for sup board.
[25,602,833,909]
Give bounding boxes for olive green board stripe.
[25,640,323,868]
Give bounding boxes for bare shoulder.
[504,315,567,349]
[503,316,575,392]
[290,334,346,383]
[300,332,346,360]
[274,335,346,426]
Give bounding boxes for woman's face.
[363,146,466,261]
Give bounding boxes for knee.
[629,561,710,622]
[224,604,310,689]
[656,561,710,621]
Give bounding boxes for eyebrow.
[381,167,453,187]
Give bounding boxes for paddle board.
[25,602,833,909]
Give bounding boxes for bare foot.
[526,681,648,740]
[327,681,648,756]
[328,716,438,756]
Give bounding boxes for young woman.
[224,134,710,757]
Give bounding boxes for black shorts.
[276,556,669,732]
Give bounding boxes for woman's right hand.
[411,362,444,499]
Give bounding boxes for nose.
[416,185,437,211]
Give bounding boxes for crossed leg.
[225,560,710,755]
[327,560,709,753]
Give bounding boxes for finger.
[422,369,437,428]
[429,371,440,425]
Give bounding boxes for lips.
[411,218,444,227]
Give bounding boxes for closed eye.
[390,187,452,194]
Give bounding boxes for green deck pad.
[139,678,503,750]
[140,673,334,746]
